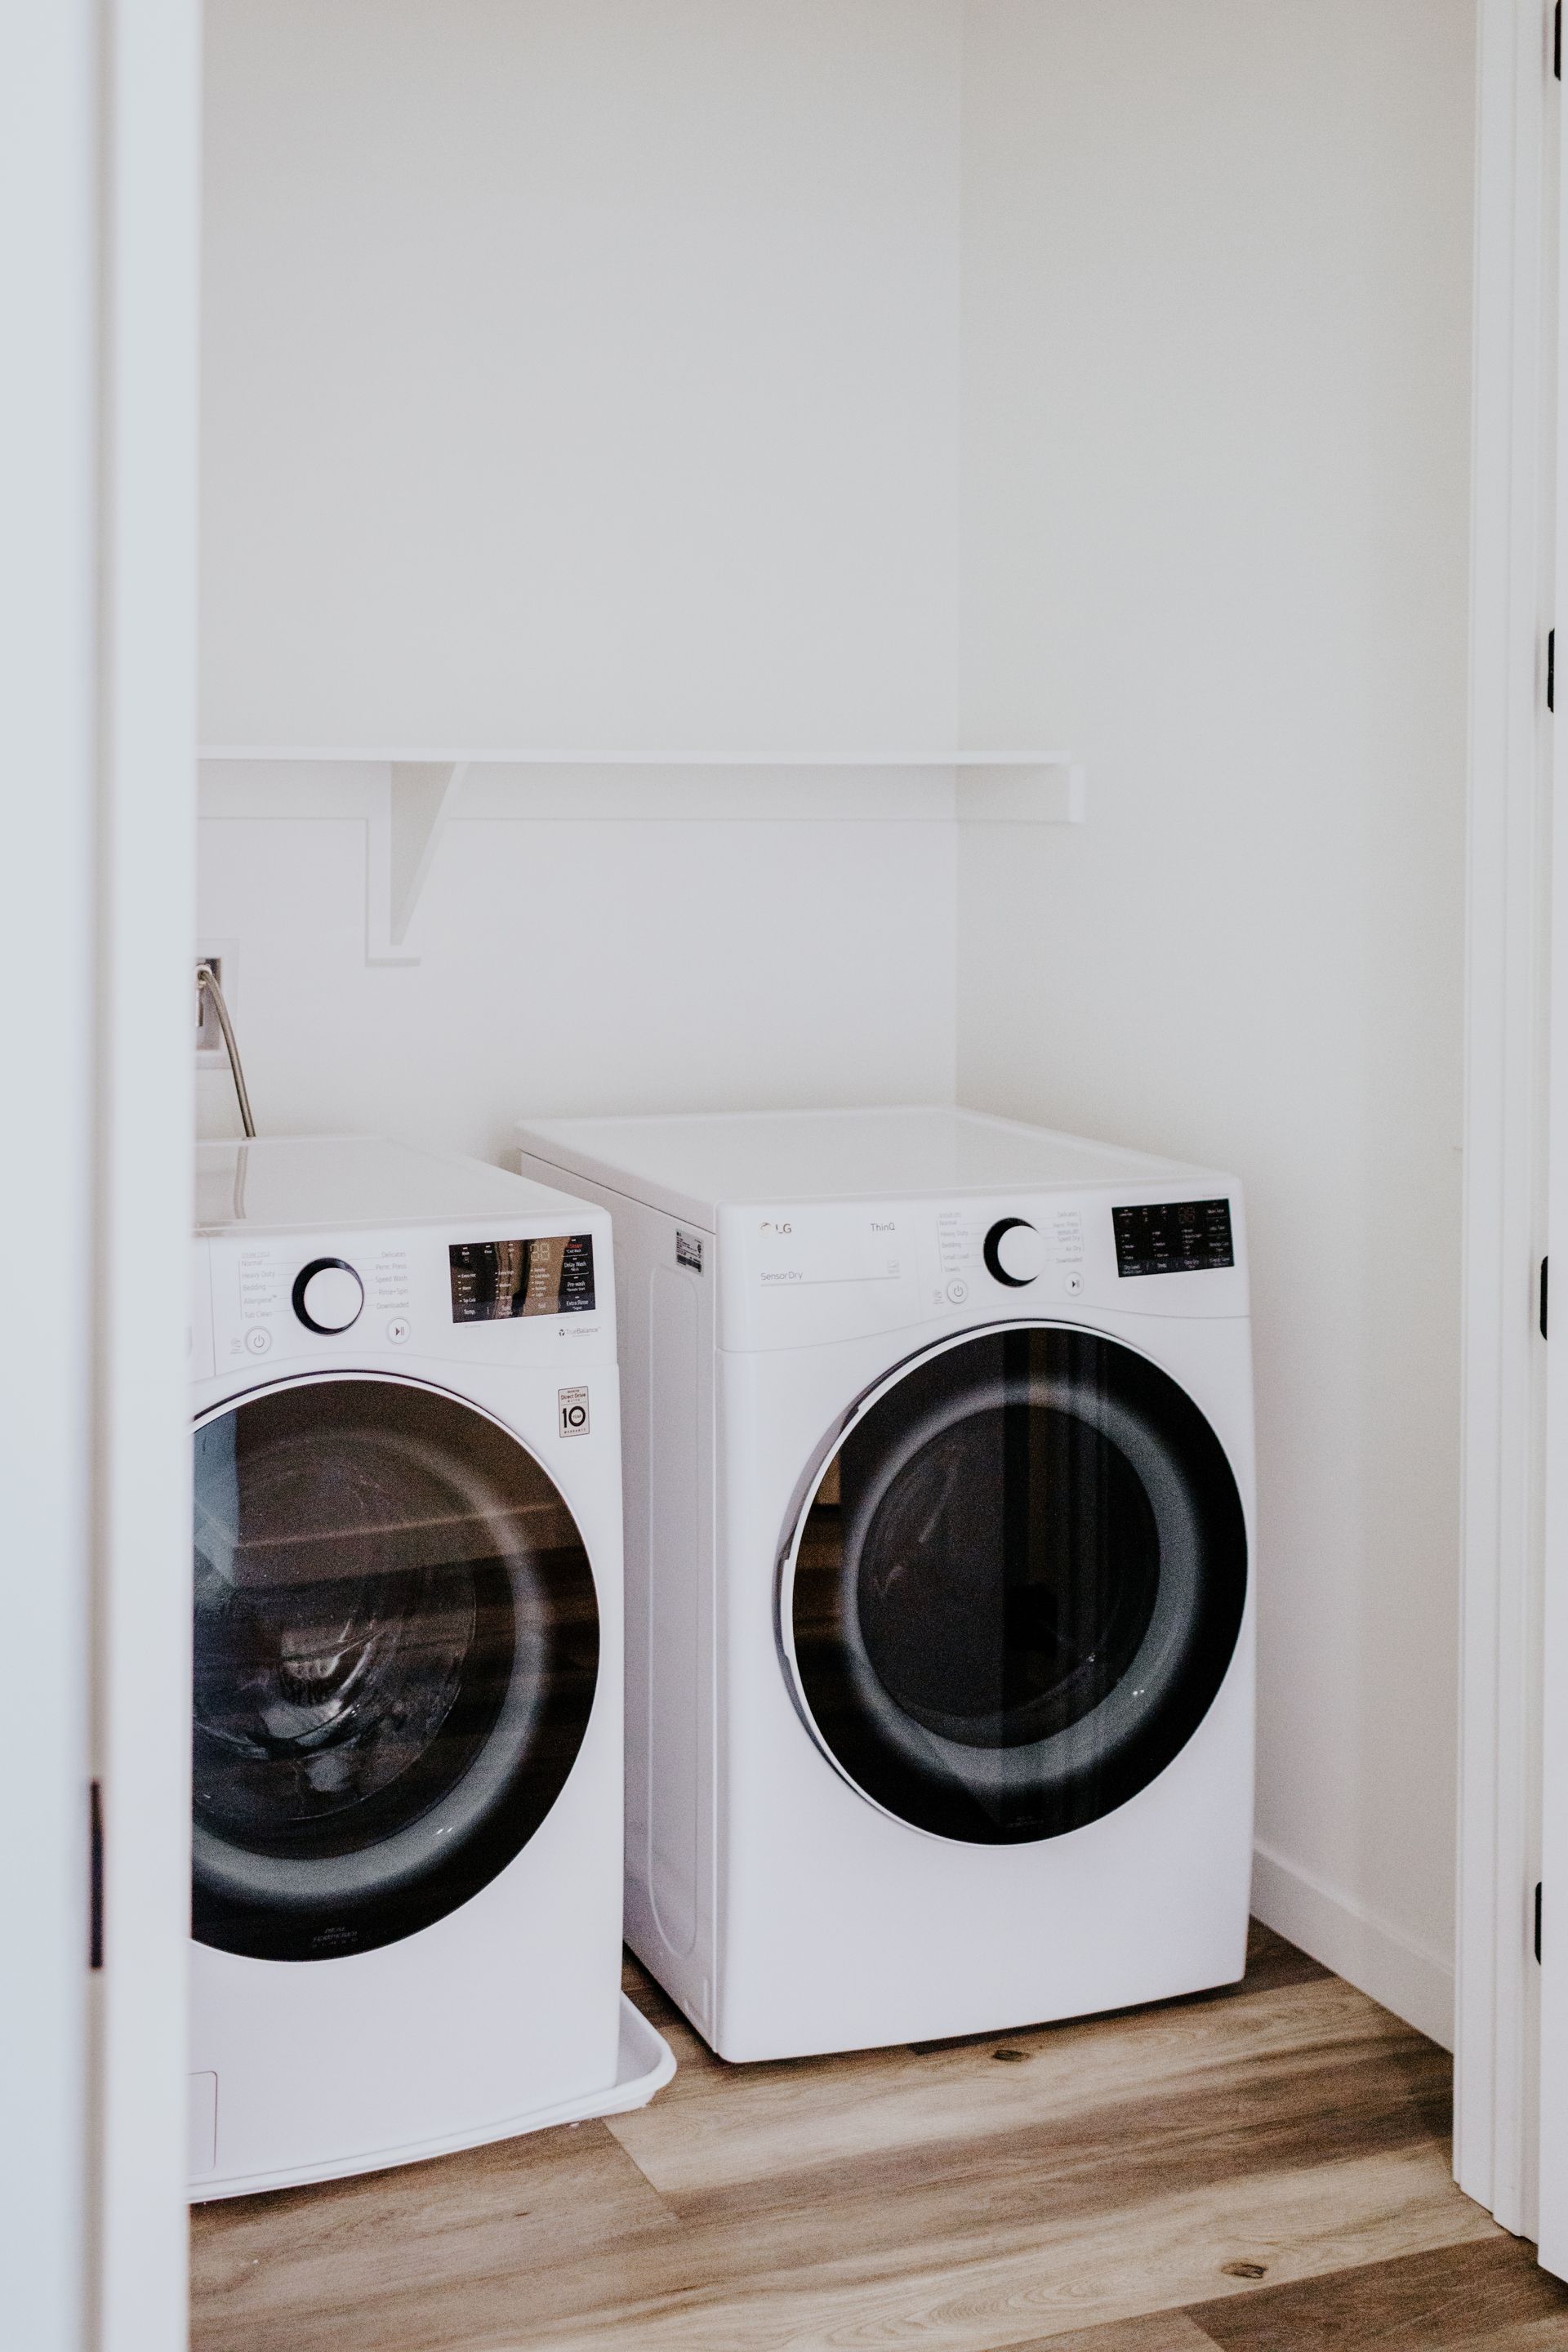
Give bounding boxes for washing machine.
[516,1106,1254,2062]
[189,1137,671,2198]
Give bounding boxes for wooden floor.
[190,1927,1568,2352]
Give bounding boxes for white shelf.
[198,748,1084,965]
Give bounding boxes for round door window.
[782,1325,1246,1844]
[191,1376,599,1961]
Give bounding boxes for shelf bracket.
[366,761,469,964]
[956,762,1085,824]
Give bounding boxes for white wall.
[197,785,957,1154]
[198,3,963,1160]
[958,0,1475,2042]
[200,0,962,756]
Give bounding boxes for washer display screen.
[448,1235,595,1321]
[1112,1199,1234,1278]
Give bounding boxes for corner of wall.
[1252,1841,1456,2051]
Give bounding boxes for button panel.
[202,1218,615,1374]
[929,1200,1103,1311]
[718,1186,1245,1348]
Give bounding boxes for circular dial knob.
[983,1218,1046,1288]
[292,1258,365,1334]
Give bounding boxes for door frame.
[93,2,202,2338]
[1458,0,1557,2243]
[0,5,201,2349]
[1,9,105,2342]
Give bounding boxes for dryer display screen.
[448,1235,595,1321]
[1112,1198,1234,1278]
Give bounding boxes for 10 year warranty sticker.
[558,1386,590,1437]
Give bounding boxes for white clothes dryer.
[517,1107,1255,2062]
[189,1138,671,2198]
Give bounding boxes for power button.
[244,1325,272,1355]
[945,1278,969,1305]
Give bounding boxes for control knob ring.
[292,1257,365,1334]
[982,1218,1045,1288]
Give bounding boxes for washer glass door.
[782,1325,1246,1843]
[192,1374,599,1960]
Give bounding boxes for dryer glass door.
[782,1325,1246,1843]
[191,1374,599,1960]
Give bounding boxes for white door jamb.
[1457,0,1557,2243]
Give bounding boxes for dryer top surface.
[516,1105,1225,1226]
[196,1136,597,1236]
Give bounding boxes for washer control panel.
[934,1202,1086,1309]
[719,1185,1245,1350]
[200,1218,614,1374]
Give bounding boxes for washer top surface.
[517,1105,1223,1227]
[197,1136,593,1237]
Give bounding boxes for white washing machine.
[516,1106,1255,2062]
[189,1138,671,2198]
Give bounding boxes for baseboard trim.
[1252,1841,1455,2052]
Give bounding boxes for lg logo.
[760,1219,793,1236]
[558,1386,590,1437]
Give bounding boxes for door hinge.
[1550,628,1557,710]
[1537,1880,1544,1964]
[89,1780,103,1970]
[1543,1257,1550,1339]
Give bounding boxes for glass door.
[192,1375,599,1962]
[782,1325,1247,1844]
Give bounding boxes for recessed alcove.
[199,0,1473,2068]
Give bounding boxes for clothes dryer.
[517,1107,1254,2061]
[189,1138,670,2197]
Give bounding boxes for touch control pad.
[1113,1198,1235,1278]
[205,1223,612,1370]
[449,1235,595,1322]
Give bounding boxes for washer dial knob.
[292,1258,365,1334]
[983,1218,1046,1287]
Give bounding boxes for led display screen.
[449,1235,595,1321]
[1112,1199,1234,1279]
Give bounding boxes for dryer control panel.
[716,1185,1247,1351]
[199,1218,615,1375]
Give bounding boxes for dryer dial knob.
[983,1218,1045,1287]
[293,1258,365,1334]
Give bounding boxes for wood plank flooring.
[189,1926,1568,2352]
